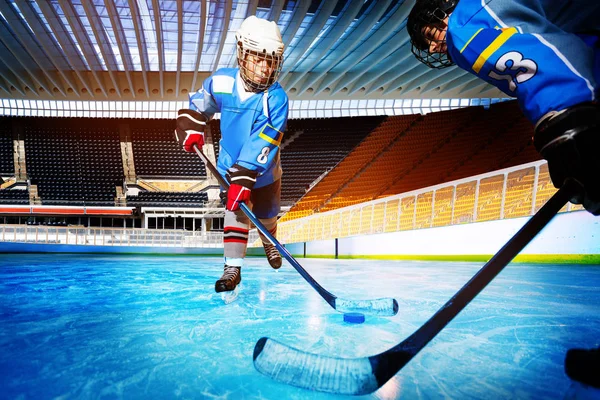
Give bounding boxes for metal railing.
[275,161,583,244]
[0,225,231,248]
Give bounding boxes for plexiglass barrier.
[275,161,583,244]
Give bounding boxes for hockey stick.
[253,179,580,395]
[193,145,398,316]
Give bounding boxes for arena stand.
[0,103,578,242]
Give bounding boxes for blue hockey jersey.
[446,0,599,123]
[189,68,289,188]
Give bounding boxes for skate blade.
[221,284,242,304]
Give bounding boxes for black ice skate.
[263,241,282,269]
[215,265,241,293]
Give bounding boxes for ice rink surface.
[1,254,599,399]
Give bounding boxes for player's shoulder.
[450,0,498,29]
[213,68,238,78]
[267,82,289,107]
[208,68,237,95]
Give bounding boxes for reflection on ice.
[0,255,599,399]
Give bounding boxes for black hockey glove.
[534,102,600,215]
[175,109,207,152]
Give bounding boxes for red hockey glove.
[225,164,258,212]
[175,109,206,152]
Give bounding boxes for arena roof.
[0,0,507,116]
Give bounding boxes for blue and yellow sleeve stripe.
[258,124,283,146]
[460,27,518,74]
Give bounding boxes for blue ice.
[0,254,599,399]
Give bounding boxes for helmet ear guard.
[407,0,458,69]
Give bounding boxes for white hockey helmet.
[236,16,284,92]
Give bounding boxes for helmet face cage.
[237,45,283,92]
[408,0,456,69]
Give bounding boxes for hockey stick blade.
[253,180,579,395]
[193,146,398,316]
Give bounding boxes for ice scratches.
[191,293,213,301]
[98,368,150,398]
[513,347,542,368]
[188,326,197,341]
[165,324,203,346]
[456,315,497,325]
[440,323,551,355]
[424,365,453,399]
[200,389,233,399]
[249,392,272,400]
[302,330,335,354]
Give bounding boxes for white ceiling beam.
[14,0,81,97]
[268,0,285,24]
[80,0,121,97]
[245,0,259,17]
[282,0,363,89]
[104,0,136,98]
[0,12,54,94]
[394,66,461,94]
[278,0,338,82]
[339,39,411,95]
[191,0,207,93]
[176,0,183,96]
[441,74,478,94]
[457,77,486,94]
[296,0,392,95]
[226,0,259,68]
[127,0,150,98]
[310,0,411,96]
[422,68,470,94]
[373,62,425,95]
[0,73,10,94]
[151,0,164,97]
[360,53,423,94]
[34,0,94,97]
[477,82,500,94]
[0,57,27,95]
[57,0,108,97]
[280,0,312,48]
[211,0,233,72]
[224,0,249,68]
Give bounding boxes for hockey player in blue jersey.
[408,0,600,390]
[175,15,288,293]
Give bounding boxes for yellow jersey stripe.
[258,124,283,146]
[460,28,484,54]
[472,27,518,74]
